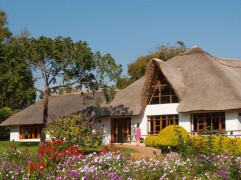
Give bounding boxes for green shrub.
[190,135,241,155]
[44,114,102,150]
[144,136,158,147]
[156,125,189,148]
[236,138,241,152]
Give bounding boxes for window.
[20,125,42,139]
[149,79,179,104]
[192,112,225,133]
[148,115,178,134]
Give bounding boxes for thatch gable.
[141,58,186,109]
[153,58,186,99]
[168,47,241,112]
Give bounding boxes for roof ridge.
[215,58,241,69]
[178,47,241,69]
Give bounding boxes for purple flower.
[217,169,228,180]
[38,153,43,160]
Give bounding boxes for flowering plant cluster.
[44,114,102,150]
[0,141,241,179]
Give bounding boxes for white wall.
[145,104,179,116]
[10,125,40,142]
[141,103,179,136]
[226,110,241,136]
[10,125,19,141]
[179,113,191,132]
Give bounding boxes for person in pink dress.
[135,123,141,146]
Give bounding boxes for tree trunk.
[40,94,49,145]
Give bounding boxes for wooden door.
[111,118,131,143]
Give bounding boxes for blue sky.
[1,1,241,76]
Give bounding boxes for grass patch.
[0,141,137,155]
[109,146,137,153]
[79,145,137,154]
[0,141,39,154]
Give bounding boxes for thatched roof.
[2,46,241,126]
[141,59,186,109]
[1,77,145,126]
[102,77,144,116]
[167,47,241,112]
[1,92,103,126]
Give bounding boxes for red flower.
[29,161,46,173]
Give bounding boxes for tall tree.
[0,107,18,140]
[0,10,12,42]
[0,10,35,109]
[117,41,186,89]
[11,36,122,142]
[128,41,186,81]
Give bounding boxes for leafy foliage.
[0,41,36,109]
[117,41,186,89]
[0,107,12,121]
[144,135,158,147]
[10,36,121,129]
[157,125,189,147]
[0,107,19,140]
[0,11,35,110]
[16,36,122,99]
[116,76,135,89]
[43,114,102,150]
[190,135,241,155]
[7,36,122,142]
[1,142,241,179]
[0,10,12,42]
[128,41,186,81]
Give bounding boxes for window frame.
[191,112,225,133]
[148,114,178,135]
[19,125,42,139]
[148,80,179,104]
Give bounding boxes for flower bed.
[0,142,241,179]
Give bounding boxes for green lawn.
[0,141,137,155]
[0,141,39,154]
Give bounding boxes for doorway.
[111,117,131,143]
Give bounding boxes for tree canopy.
[0,10,12,42]
[128,41,186,81]
[117,41,187,89]
[9,36,122,142]
[0,10,36,110]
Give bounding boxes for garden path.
[115,144,161,159]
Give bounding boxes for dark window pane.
[206,118,211,130]
[193,118,197,131]
[162,120,167,129]
[199,125,204,130]
[192,112,225,132]
[153,90,159,96]
[172,96,179,103]
[156,126,160,132]
[198,118,204,124]
[35,128,38,138]
[151,97,159,104]
[169,119,174,125]
[161,87,170,95]
[150,120,153,134]
[161,96,170,104]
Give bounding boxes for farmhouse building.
[2,47,241,143]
